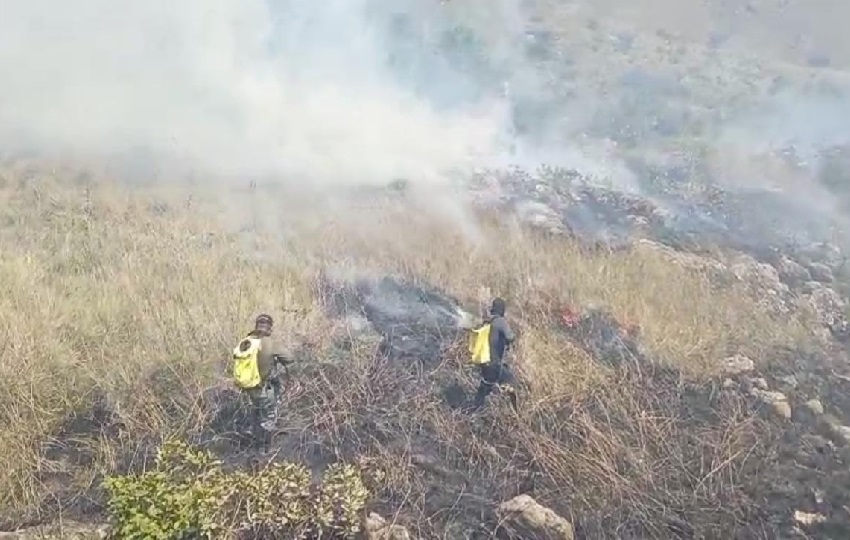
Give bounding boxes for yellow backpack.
[468,323,491,365]
[232,336,263,389]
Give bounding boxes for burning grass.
[0,172,823,536]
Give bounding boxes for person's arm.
[503,319,516,346]
[261,337,293,369]
[493,317,516,349]
[271,340,294,366]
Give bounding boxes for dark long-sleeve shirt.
[487,315,515,365]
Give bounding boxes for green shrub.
[103,439,371,539]
[102,440,224,540]
[315,463,370,537]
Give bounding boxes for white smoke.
[0,0,517,186]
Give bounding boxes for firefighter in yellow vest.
[466,297,518,412]
[232,313,291,448]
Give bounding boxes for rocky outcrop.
[364,513,412,540]
[826,420,850,447]
[794,510,826,526]
[497,495,574,540]
[804,399,824,416]
[728,253,793,316]
[801,283,847,328]
[750,389,792,420]
[808,262,835,283]
[776,256,811,285]
[634,239,726,276]
[722,355,755,376]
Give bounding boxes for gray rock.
[752,389,792,420]
[750,377,769,391]
[776,375,798,390]
[498,495,575,540]
[730,255,791,314]
[776,256,811,284]
[828,422,850,446]
[804,399,824,416]
[808,262,835,283]
[722,378,737,389]
[364,513,412,540]
[722,355,755,376]
[794,510,826,525]
[801,242,844,271]
[800,280,821,294]
[801,285,846,327]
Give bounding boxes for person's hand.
[273,354,292,366]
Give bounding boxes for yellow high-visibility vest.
[468,323,491,365]
[232,336,262,389]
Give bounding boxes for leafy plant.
[315,463,370,537]
[102,439,371,539]
[103,440,223,539]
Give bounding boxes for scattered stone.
[364,513,412,540]
[801,281,822,295]
[801,434,834,454]
[729,255,792,315]
[808,262,835,283]
[776,375,798,390]
[794,510,826,526]
[804,399,824,416]
[722,378,737,389]
[802,284,846,327]
[722,355,755,376]
[776,256,811,284]
[800,242,844,270]
[828,316,850,341]
[498,495,575,540]
[750,377,769,391]
[826,421,850,446]
[752,389,792,420]
[771,401,793,421]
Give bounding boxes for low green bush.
[103,439,370,539]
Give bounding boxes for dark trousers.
[473,362,518,411]
[244,377,281,448]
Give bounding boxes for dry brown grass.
[0,169,818,536]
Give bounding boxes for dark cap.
[255,313,274,327]
[490,297,506,317]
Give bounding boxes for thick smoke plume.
[3,0,850,248]
[0,0,529,186]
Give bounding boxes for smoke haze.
[2,0,850,245]
[0,0,523,186]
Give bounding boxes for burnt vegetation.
[3,159,850,539]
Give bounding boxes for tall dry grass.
[0,171,816,535]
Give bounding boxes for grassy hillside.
[0,168,833,537]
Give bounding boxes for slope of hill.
[3,161,850,538]
[2,0,850,538]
